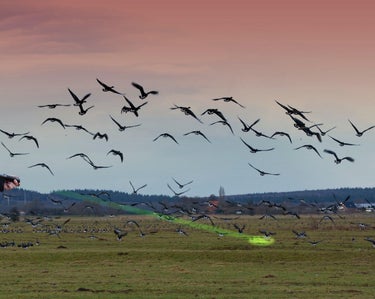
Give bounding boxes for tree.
[219,186,225,199]
[9,207,20,222]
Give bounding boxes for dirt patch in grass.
[75,287,133,294]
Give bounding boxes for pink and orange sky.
[1,0,375,196]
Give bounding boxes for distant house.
[354,203,374,212]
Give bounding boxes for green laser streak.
[56,191,274,246]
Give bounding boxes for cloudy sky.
[1,0,375,197]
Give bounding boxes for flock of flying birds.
[1,77,375,194]
[1,76,375,248]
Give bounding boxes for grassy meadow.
[0,213,374,299]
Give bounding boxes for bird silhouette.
[129,181,147,194]
[86,159,112,170]
[201,108,227,122]
[183,130,211,143]
[275,100,310,121]
[192,214,215,226]
[37,103,71,109]
[323,149,355,164]
[250,127,273,139]
[28,163,54,175]
[96,78,124,95]
[1,142,29,157]
[248,163,280,176]
[68,88,91,106]
[109,115,141,131]
[84,191,111,201]
[275,100,295,115]
[68,153,111,169]
[121,96,148,117]
[172,177,193,189]
[93,132,109,142]
[67,153,94,165]
[167,184,190,196]
[316,125,336,136]
[107,149,124,163]
[171,105,203,123]
[77,103,94,115]
[0,129,30,138]
[233,223,246,233]
[210,120,234,135]
[240,137,274,153]
[238,117,260,132]
[114,228,127,241]
[153,133,179,144]
[126,220,145,237]
[271,131,292,143]
[131,82,159,99]
[286,104,311,121]
[64,124,94,136]
[289,114,306,129]
[329,135,359,147]
[41,117,66,129]
[18,135,39,148]
[364,237,375,247]
[294,144,322,158]
[348,119,375,137]
[212,96,245,108]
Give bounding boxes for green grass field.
[1,213,374,298]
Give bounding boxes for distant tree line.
[1,187,374,217]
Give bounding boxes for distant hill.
[226,187,375,204]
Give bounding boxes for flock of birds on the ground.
[1,77,375,248]
[1,186,375,249]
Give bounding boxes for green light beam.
[55,191,275,246]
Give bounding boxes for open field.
[1,213,374,299]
